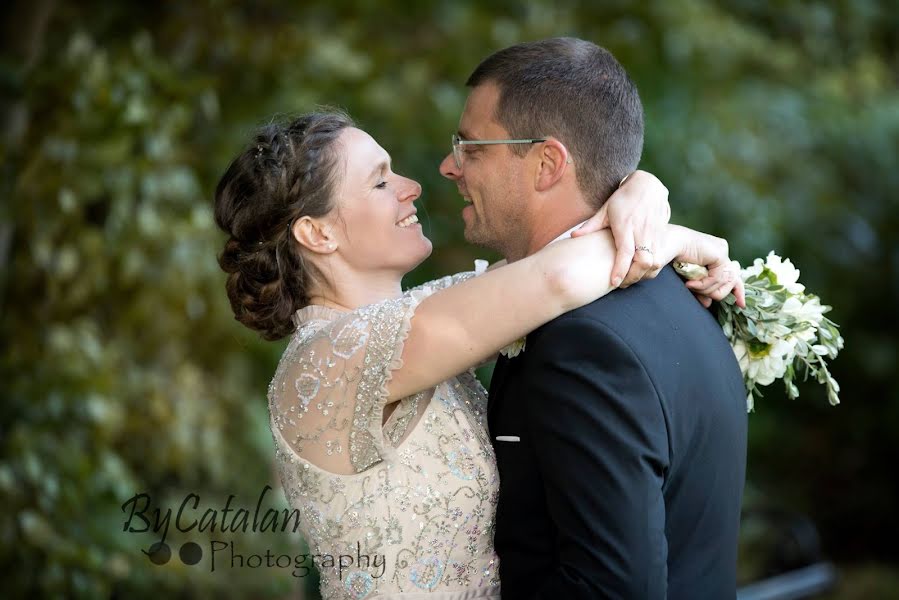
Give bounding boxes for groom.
[440,38,747,598]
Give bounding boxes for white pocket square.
[495,435,521,442]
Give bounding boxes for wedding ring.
[635,245,653,254]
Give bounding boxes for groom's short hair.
[466,37,644,208]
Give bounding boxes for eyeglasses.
[451,133,547,169]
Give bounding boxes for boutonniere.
[500,336,526,359]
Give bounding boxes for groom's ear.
[533,138,571,192]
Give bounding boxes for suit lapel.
[488,355,513,435]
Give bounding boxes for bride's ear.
[292,216,338,254]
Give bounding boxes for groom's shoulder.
[530,265,707,346]
[555,264,687,320]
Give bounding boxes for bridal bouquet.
[675,252,843,412]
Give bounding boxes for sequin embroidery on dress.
[267,272,501,599]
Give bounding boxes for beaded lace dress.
[268,272,501,600]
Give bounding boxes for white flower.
[781,296,826,345]
[746,339,795,386]
[781,296,803,315]
[500,336,526,359]
[783,296,825,325]
[732,338,750,375]
[742,257,765,279]
[764,252,806,294]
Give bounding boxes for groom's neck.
[511,204,594,262]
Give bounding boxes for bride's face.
[329,127,433,276]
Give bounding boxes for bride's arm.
[385,230,617,401]
[385,222,738,401]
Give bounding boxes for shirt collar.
[545,220,589,248]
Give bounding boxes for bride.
[213,111,740,599]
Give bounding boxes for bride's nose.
[399,177,422,203]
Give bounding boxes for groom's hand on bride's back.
[571,169,670,288]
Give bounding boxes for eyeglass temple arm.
[456,138,547,145]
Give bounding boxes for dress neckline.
[291,303,350,327]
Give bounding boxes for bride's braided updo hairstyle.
[213,112,354,340]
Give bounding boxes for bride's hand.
[571,170,670,288]
[686,259,745,308]
[662,225,746,309]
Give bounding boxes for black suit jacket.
[488,265,747,599]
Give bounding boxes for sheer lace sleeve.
[268,291,431,475]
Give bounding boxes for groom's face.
[439,81,530,257]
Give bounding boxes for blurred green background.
[2,0,897,598]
